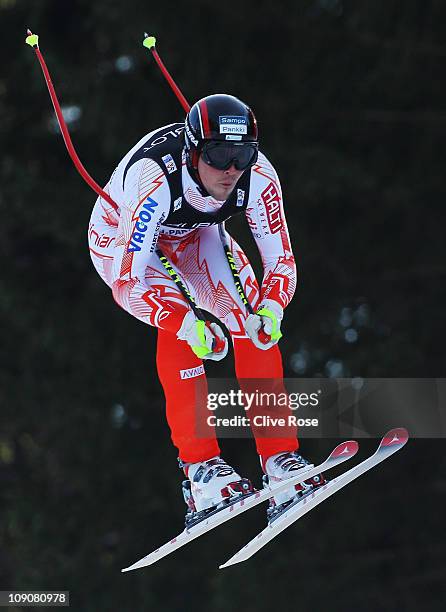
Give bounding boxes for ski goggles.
[201,141,259,171]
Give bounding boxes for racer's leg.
[232,339,298,456]
[156,328,220,463]
[167,226,298,457]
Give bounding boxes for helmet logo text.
[219,116,248,135]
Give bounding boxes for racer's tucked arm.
[109,158,188,333]
[246,153,297,311]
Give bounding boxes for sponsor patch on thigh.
[180,365,205,379]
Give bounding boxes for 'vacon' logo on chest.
[127,197,159,253]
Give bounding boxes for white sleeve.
[109,157,171,324]
[246,152,297,309]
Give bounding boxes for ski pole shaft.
[142,35,191,113]
[218,225,271,344]
[25,29,120,213]
[156,250,225,352]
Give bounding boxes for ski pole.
[217,224,271,344]
[142,34,271,344]
[25,29,119,213]
[24,29,224,353]
[156,250,226,352]
[142,35,190,113]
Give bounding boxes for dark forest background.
[1,1,446,610]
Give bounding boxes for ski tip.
[219,560,235,570]
[219,551,247,569]
[121,561,145,572]
[379,427,409,449]
[330,440,359,459]
[121,560,148,572]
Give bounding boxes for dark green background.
[1,1,445,610]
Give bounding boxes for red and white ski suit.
[88,124,298,462]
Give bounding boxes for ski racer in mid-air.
[88,93,323,523]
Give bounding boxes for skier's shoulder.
[126,122,184,158]
[121,122,183,171]
[110,123,183,197]
[249,149,281,196]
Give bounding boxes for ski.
[121,439,358,572]
[219,427,408,569]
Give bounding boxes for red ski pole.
[24,29,224,353]
[25,29,120,213]
[142,35,191,113]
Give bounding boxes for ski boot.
[261,450,326,523]
[180,456,255,528]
